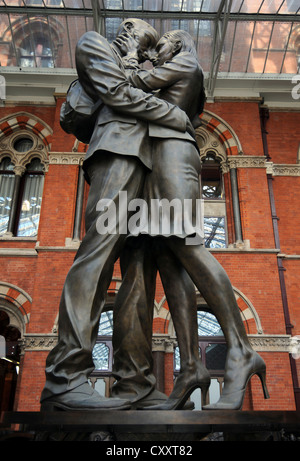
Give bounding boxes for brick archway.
[0,112,52,149]
[0,282,31,336]
[199,110,243,157]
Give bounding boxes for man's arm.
[75,31,188,133]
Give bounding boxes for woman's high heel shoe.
[142,362,210,410]
[203,351,270,411]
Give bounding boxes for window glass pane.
[92,342,110,370]
[26,158,44,171]
[204,216,226,248]
[201,0,222,12]
[13,138,33,153]
[197,311,223,336]
[64,15,93,66]
[174,346,180,371]
[226,21,256,73]
[0,158,14,171]
[202,180,223,199]
[230,0,245,13]
[201,153,223,199]
[18,15,55,69]
[0,158,15,236]
[17,160,44,237]
[104,0,122,9]
[174,311,223,371]
[98,311,113,335]
[264,22,294,73]
[105,17,123,43]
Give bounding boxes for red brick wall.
[238,168,274,248]
[242,353,295,411]
[267,112,300,165]
[207,102,264,155]
[1,99,298,412]
[37,164,78,247]
[272,176,300,254]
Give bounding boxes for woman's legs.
[154,240,201,372]
[164,238,267,408]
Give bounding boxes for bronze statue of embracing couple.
[41,19,269,413]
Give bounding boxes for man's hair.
[117,18,159,49]
[163,30,198,60]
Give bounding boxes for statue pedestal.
[1,410,300,441]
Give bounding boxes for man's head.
[116,18,159,63]
[154,30,197,66]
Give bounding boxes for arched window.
[0,117,50,238]
[196,113,244,247]
[0,155,45,237]
[19,33,54,68]
[0,158,15,235]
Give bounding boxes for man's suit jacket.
[75,31,192,172]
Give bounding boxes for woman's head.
[154,29,198,66]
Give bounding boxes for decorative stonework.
[248,334,291,352]
[0,112,51,172]
[20,333,292,354]
[0,112,52,147]
[0,128,49,172]
[152,334,177,353]
[49,152,84,165]
[199,110,243,157]
[270,164,300,176]
[227,156,267,169]
[20,334,58,354]
[196,126,230,173]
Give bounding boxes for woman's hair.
[162,30,198,60]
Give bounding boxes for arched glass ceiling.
[0,1,299,96]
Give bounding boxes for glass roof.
[0,1,299,96]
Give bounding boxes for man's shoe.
[40,383,131,411]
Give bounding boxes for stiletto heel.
[203,352,270,411]
[201,383,209,407]
[257,368,270,400]
[142,362,210,410]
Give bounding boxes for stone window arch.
[196,110,244,247]
[0,113,51,237]
[0,282,31,337]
